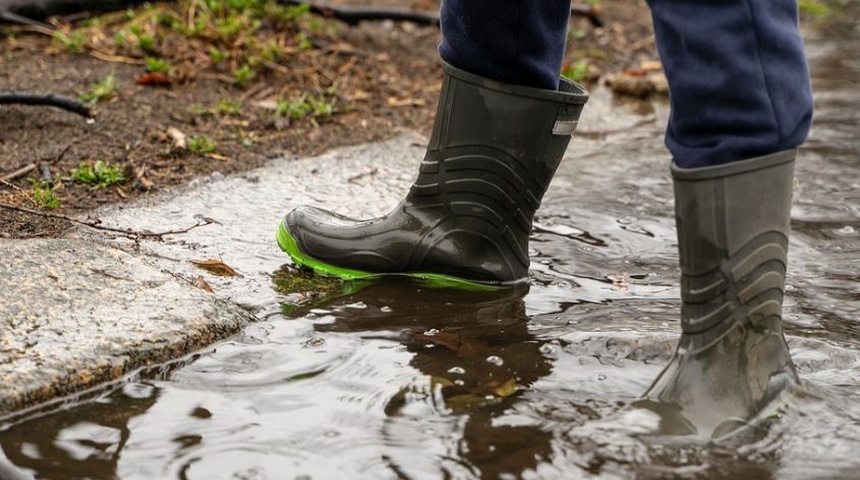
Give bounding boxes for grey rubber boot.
[277,62,588,288]
[637,150,800,441]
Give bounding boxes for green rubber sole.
[276,220,506,292]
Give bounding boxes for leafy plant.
[799,0,831,18]
[294,32,313,50]
[188,134,218,153]
[217,100,243,115]
[136,32,156,51]
[70,161,127,188]
[80,75,117,104]
[562,61,590,83]
[232,65,256,86]
[31,180,60,209]
[208,47,229,63]
[53,30,87,53]
[275,90,338,126]
[145,57,171,73]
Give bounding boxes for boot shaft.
[672,150,795,344]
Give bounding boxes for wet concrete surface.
[0,238,253,417]
[0,14,858,480]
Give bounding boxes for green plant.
[79,75,117,104]
[799,0,831,18]
[136,32,156,51]
[70,161,127,188]
[294,32,313,50]
[562,61,589,83]
[217,100,243,115]
[31,180,60,209]
[53,30,87,53]
[232,65,256,86]
[265,3,310,24]
[188,134,218,153]
[145,57,171,73]
[208,47,229,63]
[275,90,338,126]
[114,30,128,48]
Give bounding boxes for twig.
[0,9,55,31]
[280,0,439,26]
[0,202,214,239]
[0,91,94,119]
[280,1,603,28]
[1,164,36,183]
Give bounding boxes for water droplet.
[454,379,465,386]
[597,374,607,381]
[448,366,465,374]
[486,355,504,366]
[423,328,439,336]
[380,306,393,313]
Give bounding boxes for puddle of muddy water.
[1,15,859,480]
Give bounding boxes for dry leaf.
[487,378,518,398]
[207,153,231,162]
[194,275,214,293]
[191,259,240,277]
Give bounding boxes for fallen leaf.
[207,153,231,162]
[194,275,214,292]
[137,72,172,87]
[191,259,240,277]
[487,378,518,398]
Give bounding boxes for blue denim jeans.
[438,0,813,168]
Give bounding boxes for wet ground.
[1,16,858,480]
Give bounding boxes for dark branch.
[281,2,602,29]
[0,202,213,239]
[0,91,94,119]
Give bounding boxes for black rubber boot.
[278,62,588,288]
[637,150,800,441]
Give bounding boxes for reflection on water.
[1,12,859,480]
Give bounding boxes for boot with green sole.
[277,62,588,289]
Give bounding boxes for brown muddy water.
[1,17,858,480]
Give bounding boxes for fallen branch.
[0,164,36,183]
[281,1,603,28]
[0,91,94,119]
[0,202,213,239]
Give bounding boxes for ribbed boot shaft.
[672,150,795,349]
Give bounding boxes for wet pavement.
[1,14,858,480]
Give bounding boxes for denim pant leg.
[648,0,813,168]
[438,0,570,90]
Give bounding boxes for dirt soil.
[0,0,657,238]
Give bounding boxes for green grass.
[145,57,171,73]
[70,161,127,188]
[188,134,218,153]
[799,0,831,18]
[275,89,338,126]
[79,75,117,104]
[31,180,60,209]
[53,30,87,53]
[562,61,590,83]
[232,65,256,86]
